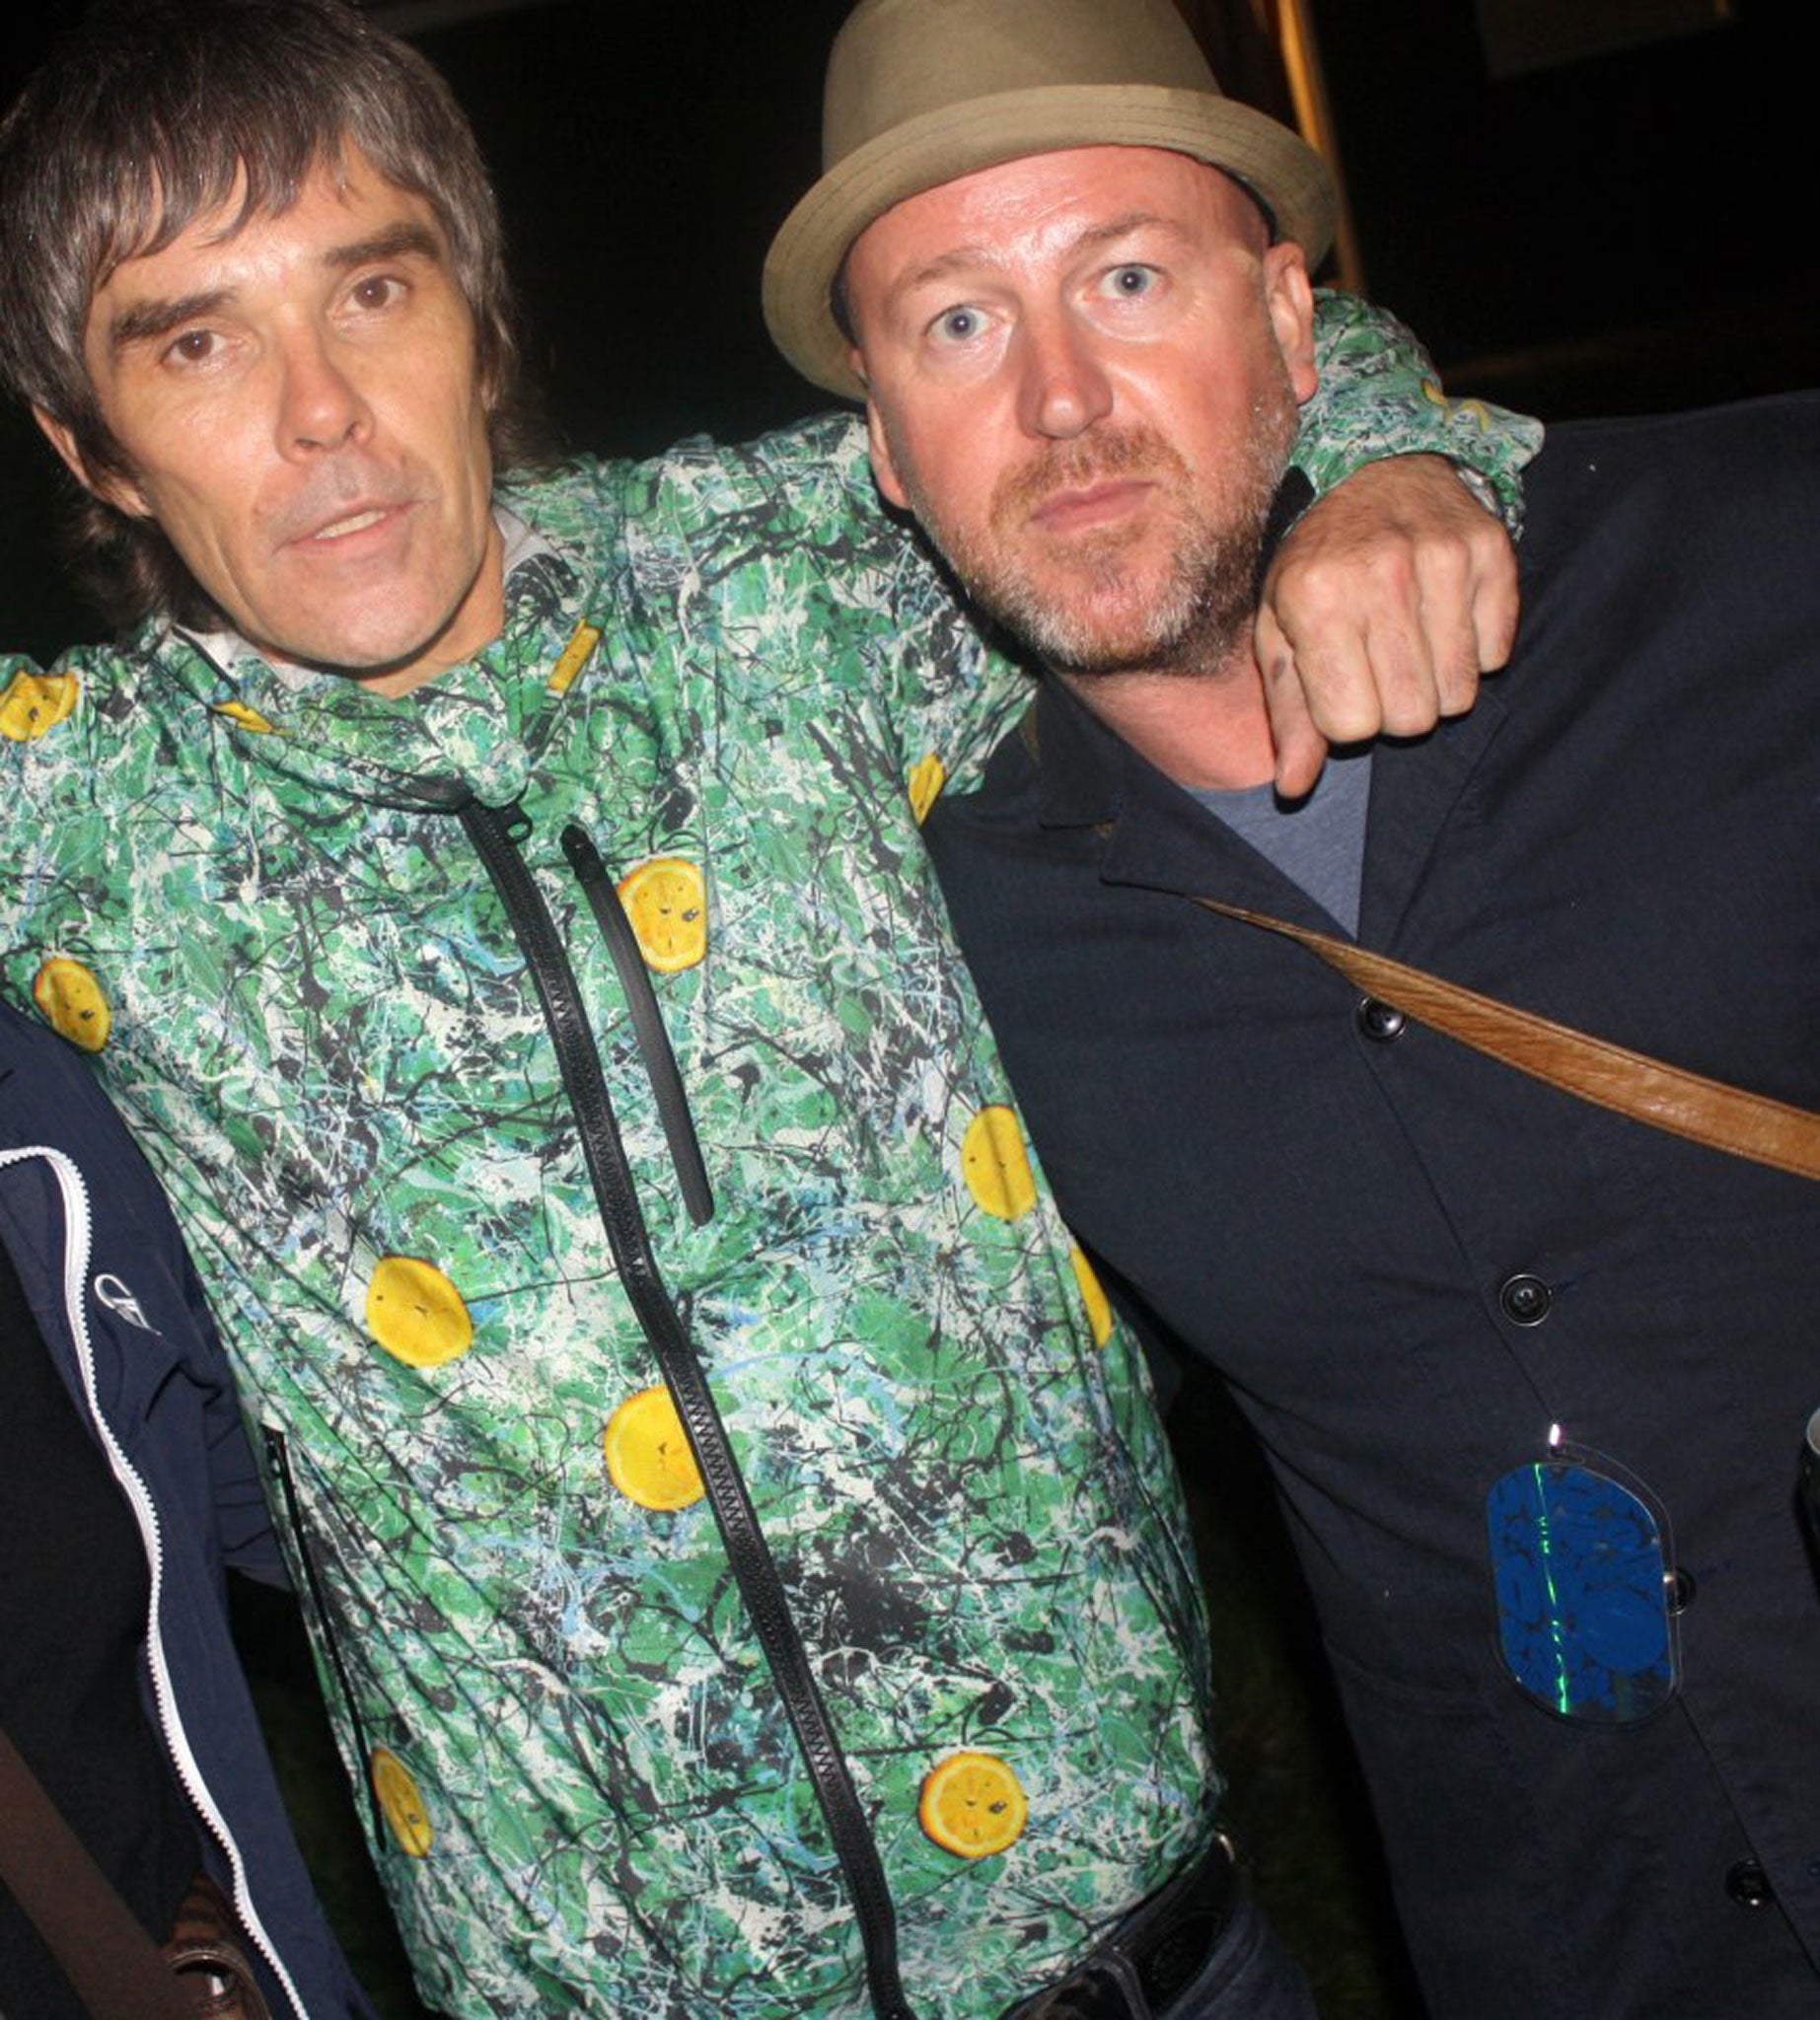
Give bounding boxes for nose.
[1014,307,1113,441]
[275,328,372,457]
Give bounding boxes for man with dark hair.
[0,0,539,636]
[778,0,1820,2013]
[0,1,1537,2013]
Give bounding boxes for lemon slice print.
[212,699,277,734]
[33,955,111,1051]
[370,1748,434,1857]
[907,753,946,826]
[617,856,707,974]
[1069,1246,1114,1348]
[548,622,601,695]
[0,670,80,743]
[365,1256,473,1368]
[961,1106,1037,1222]
[918,1750,1028,1858]
[604,1385,705,1510]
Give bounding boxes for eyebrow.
[106,219,445,354]
[883,210,1186,314]
[321,220,443,275]
[109,289,233,353]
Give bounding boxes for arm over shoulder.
[1297,290,1543,531]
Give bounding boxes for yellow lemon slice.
[548,622,602,696]
[33,955,111,1052]
[365,1256,473,1368]
[907,753,946,826]
[213,699,277,735]
[1069,1246,1114,1348]
[617,856,707,974]
[961,1106,1037,1222]
[604,1385,704,1510]
[918,1751,1028,1858]
[370,1748,433,1857]
[0,670,80,743]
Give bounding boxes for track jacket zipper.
[561,823,714,1227]
[458,798,918,2020]
[0,1145,308,2020]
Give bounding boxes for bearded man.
[769,0,1820,2013]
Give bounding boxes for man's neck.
[1056,647,1274,791]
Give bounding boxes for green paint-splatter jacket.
[0,310,1538,2018]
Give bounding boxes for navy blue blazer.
[930,396,1820,2017]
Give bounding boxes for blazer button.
[1666,1567,1697,1614]
[1498,1273,1554,1326]
[1726,1860,1775,1908]
[1356,997,1407,1042]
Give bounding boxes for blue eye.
[1105,264,1156,298]
[934,306,983,344]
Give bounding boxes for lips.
[994,425,1187,541]
[312,507,390,541]
[1025,476,1153,535]
[277,486,418,550]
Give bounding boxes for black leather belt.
[1003,1835,1240,2019]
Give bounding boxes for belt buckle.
[1019,1953,1149,2020]
[1008,1837,1235,2020]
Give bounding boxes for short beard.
[895,386,1296,683]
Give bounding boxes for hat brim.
[764,83,1337,400]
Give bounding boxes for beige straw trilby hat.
[764,0,1337,400]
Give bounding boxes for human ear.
[32,405,150,518]
[861,383,912,513]
[1262,245,1318,405]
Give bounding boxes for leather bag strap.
[0,1725,202,2019]
[1192,898,1820,1184]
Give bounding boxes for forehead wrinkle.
[1066,209,1190,253]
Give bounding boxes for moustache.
[992,426,1189,520]
[270,466,416,545]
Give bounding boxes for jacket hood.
[161,535,591,814]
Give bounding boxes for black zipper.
[264,1426,384,1840]
[459,797,917,2020]
[560,823,714,1227]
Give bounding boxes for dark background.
[4,5,1813,2012]
[1,0,1812,666]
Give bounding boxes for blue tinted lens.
[1487,1458,1676,1723]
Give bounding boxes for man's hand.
[1256,453,1519,798]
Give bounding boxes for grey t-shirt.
[1191,747,1373,935]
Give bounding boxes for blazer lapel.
[1359,684,1510,948]
[1030,669,1517,947]
[1030,679,1348,932]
